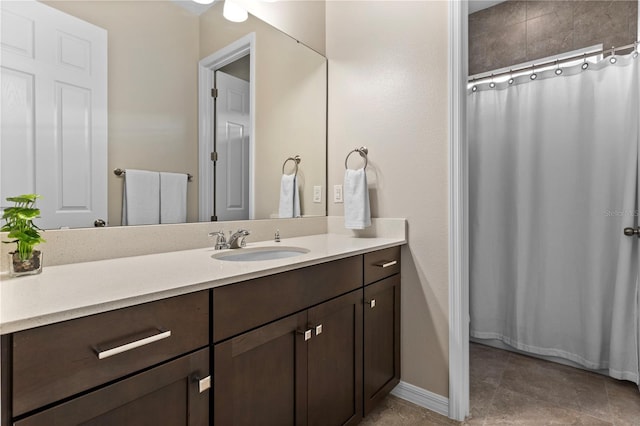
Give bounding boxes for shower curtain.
[469,53,640,384]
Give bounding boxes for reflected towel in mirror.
[279,174,301,218]
[122,169,160,226]
[160,172,188,224]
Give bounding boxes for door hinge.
[211,88,218,98]
[211,152,218,162]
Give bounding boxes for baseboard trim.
[390,381,449,418]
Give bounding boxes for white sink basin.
[211,246,309,262]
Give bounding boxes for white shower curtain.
[469,53,640,383]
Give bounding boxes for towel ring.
[282,155,301,176]
[345,147,368,170]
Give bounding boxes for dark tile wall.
[469,0,638,75]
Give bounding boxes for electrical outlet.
[313,186,322,203]
[333,185,343,203]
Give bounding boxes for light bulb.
[224,0,248,22]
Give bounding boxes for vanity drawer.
[364,246,401,285]
[12,290,209,417]
[213,255,362,342]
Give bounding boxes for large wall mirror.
[0,0,327,229]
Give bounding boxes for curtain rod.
[469,41,639,83]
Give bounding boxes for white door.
[214,70,250,221]
[0,0,107,229]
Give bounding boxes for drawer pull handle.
[375,260,397,268]
[315,324,323,336]
[96,329,172,360]
[367,299,376,308]
[198,376,212,393]
[297,329,313,341]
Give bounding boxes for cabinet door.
[307,290,363,426]
[363,275,401,415]
[214,312,308,426]
[15,348,210,426]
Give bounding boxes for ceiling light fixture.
[223,0,248,22]
[192,0,215,4]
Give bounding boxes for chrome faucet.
[228,229,250,249]
[209,231,229,250]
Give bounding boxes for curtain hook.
[530,64,537,80]
[581,53,589,70]
[489,73,496,88]
[609,45,617,64]
[554,59,563,75]
[508,69,514,85]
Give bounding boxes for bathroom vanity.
[0,234,402,425]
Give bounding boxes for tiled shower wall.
[469,0,638,75]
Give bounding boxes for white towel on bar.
[278,174,301,218]
[122,169,160,226]
[160,172,188,224]
[344,168,371,229]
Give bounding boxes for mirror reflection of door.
[213,57,250,221]
[0,1,108,229]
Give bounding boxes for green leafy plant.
[1,194,45,261]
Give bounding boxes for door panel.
[215,70,250,221]
[0,1,107,228]
[307,290,363,426]
[0,67,36,198]
[214,312,307,426]
[364,275,401,415]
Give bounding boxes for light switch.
[313,185,322,203]
[333,185,343,203]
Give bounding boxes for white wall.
[326,0,450,397]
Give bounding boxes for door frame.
[198,33,256,222]
[448,0,469,421]
[448,0,640,421]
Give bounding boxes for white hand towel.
[279,174,301,218]
[160,172,188,224]
[122,169,160,226]
[344,168,371,229]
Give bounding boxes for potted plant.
[2,194,46,277]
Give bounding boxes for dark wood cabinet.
[3,291,209,425]
[307,290,363,426]
[11,291,209,417]
[363,275,401,416]
[214,290,363,426]
[1,245,402,426]
[15,348,210,426]
[214,312,308,426]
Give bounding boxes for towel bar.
[114,168,193,182]
[345,147,368,170]
[282,156,301,176]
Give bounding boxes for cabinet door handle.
[375,260,397,268]
[367,299,376,308]
[198,375,211,393]
[297,329,313,341]
[315,324,323,336]
[96,329,171,360]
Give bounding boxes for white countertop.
[0,233,405,334]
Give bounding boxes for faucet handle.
[238,229,250,247]
[208,231,228,250]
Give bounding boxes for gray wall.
[469,0,638,75]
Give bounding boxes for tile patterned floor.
[363,343,640,425]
